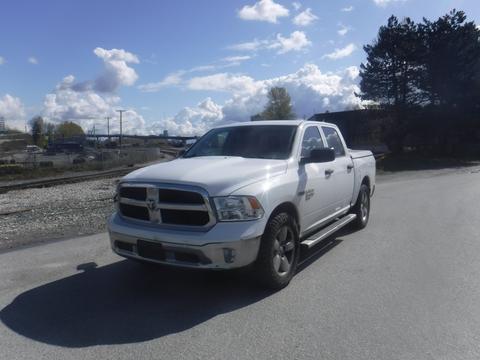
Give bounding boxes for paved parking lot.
[1,167,480,359]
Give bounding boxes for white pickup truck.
[108,120,375,289]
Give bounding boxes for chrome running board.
[301,214,357,248]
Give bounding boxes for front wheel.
[254,213,299,290]
[350,184,371,230]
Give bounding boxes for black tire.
[350,184,371,230]
[254,212,300,290]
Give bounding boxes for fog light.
[223,248,236,263]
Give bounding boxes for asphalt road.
[1,167,480,360]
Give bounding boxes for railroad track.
[0,151,177,194]
[0,168,133,194]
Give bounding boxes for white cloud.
[323,43,357,60]
[372,0,406,7]
[187,73,262,95]
[137,71,185,92]
[270,31,311,53]
[338,24,351,36]
[238,0,289,23]
[138,57,254,93]
[28,57,38,64]
[293,8,318,26]
[222,55,252,63]
[229,31,311,54]
[93,47,140,92]
[344,66,360,80]
[147,98,224,136]
[41,48,144,134]
[292,2,301,11]
[0,94,26,131]
[341,5,354,12]
[149,64,364,136]
[189,65,217,72]
[228,39,269,52]
[0,56,6,65]
[42,78,145,134]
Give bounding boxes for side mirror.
[301,148,335,165]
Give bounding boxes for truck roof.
[215,120,331,128]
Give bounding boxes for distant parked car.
[25,145,43,154]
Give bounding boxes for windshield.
[183,125,297,160]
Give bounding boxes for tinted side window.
[322,127,345,157]
[301,126,324,158]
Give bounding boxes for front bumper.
[108,213,264,269]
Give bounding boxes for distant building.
[310,109,387,152]
[163,130,169,137]
[0,117,5,133]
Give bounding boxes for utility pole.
[105,116,111,138]
[116,110,126,148]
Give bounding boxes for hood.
[122,156,288,196]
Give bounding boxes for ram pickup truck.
[108,120,375,289]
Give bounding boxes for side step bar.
[301,214,357,248]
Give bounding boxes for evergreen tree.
[419,10,480,107]
[359,16,424,107]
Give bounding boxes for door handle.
[325,169,334,176]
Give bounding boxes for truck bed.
[349,149,374,159]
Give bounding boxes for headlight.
[213,196,264,222]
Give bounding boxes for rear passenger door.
[321,126,355,210]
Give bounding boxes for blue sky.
[0,0,479,135]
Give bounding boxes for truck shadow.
[0,234,346,348]
[0,260,274,347]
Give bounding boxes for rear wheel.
[254,213,299,290]
[351,184,370,230]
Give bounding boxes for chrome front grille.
[117,183,216,230]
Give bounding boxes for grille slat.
[158,189,204,204]
[119,203,149,221]
[161,209,210,226]
[118,184,214,229]
[120,187,147,201]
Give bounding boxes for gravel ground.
[0,178,118,251]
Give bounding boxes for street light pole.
[116,110,126,148]
[105,116,111,138]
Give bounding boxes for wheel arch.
[353,176,371,205]
[267,202,300,233]
[361,176,371,190]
